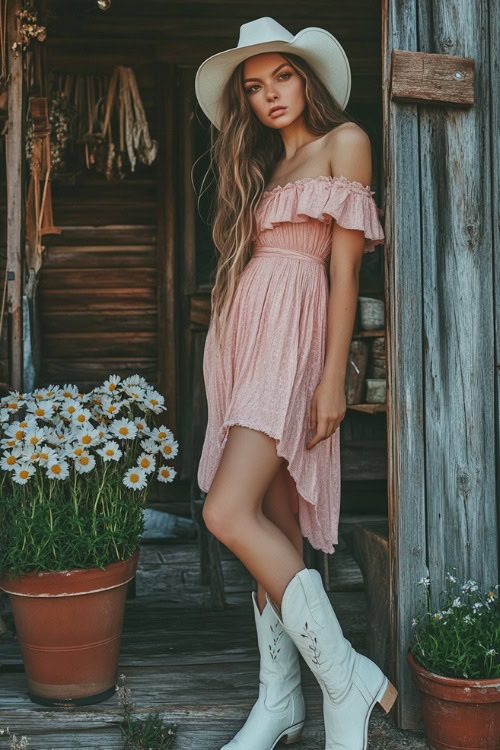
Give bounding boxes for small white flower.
[122,384,146,401]
[59,384,80,400]
[150,425,173,442]
[26,399,56,420]
[485,648,497,657]
[96,440,123,462]
[1,446,23,471]
[110,418,138,440]
[36,446,59,466]
[12,463,36,485]
[472,602,484,612]
[24,427,46,448]
[464,614,473,625]
[157,465,176,483]
[74,452,96,474]
[98,396,122,417]
[452,597,462,607]
[71,407,93,427]
[46,458,70,480]
[134,417,149,433]
[122,374,148,388]
[137,452,155,474]
[123,466,147,490]
[418,576,430,588]
[60,399,81,420]
[433,612,443,620]
[103,375,122,394]
[140,437,161,454]
[72,426,102,448]
[411,618,418,627]
[158,439,179,461]
[446,572,457,583]
[140,389,165,413]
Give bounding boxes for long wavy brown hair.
[198,51,360,349]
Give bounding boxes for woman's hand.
[306,379,346,450]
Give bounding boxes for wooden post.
[383,0,499,730]
[6,0,24,391]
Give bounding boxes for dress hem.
[203,419,337,555]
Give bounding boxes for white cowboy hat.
[195,16,352,130]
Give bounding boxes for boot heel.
[279,721,304,744]
[377,679,398,713]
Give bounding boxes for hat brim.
[195,27,351,130]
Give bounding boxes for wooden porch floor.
[0,536,427,749]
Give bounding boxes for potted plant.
[407,570,500,750]
[0,375,178,707]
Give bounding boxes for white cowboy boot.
[221,590,305,749]
[266,568,398,750]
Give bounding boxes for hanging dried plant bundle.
[31,66,158,183]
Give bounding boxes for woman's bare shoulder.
[322,123,372,184]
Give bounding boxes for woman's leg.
[256,462,304,613]
[202,426,305,609]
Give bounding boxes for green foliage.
[116,674,177,750]
[409,570,500,679]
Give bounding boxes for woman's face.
[242,53,305,129]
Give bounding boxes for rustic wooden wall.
[384,0,499,729]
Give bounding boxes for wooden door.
[383,0,498,729]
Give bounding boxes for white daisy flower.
[74,452,96,474]
[5,423,28,441]
[98,397,122,418]
[452,597,462,608]
[60,399,81,420]
[46,458,70,480]
[417,577,430,588]
[33,385,61,402]
[2,398,22,413]
[71,407,93,427]
[1,446,23,471]
[26,399,56,421]
[158,439,179,460]
[140,437,161,454]
[134,417,149,434]
[0,408,11,422]
[59,384,80,400]
[157,465,176,483]
[72,426,102,448]
[464,614,473,625]
[122,384,146,402]
[141,390,165,413]
[122,374,148,388]
[110,418,138,440]
[123,466,147,490]
[150,425,173,442]
[103,375,121,395]
[12,463,36,485]
[97,441,123,462]
[37,446,59,466]
[24,427,46,448]
[0,437,20,449]
[137,452,155,474]
[44,427,68,446]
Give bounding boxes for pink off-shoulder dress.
[197,175,385,554]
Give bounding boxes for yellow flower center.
[130,473,139,483]
[80,457,89,465]
[68,406,76,413]
[161,468,170,478]
[7,456,17,465]
[19,470,29,479]
[74,448,83,456]
[29,436,39,445]
[15,430,24,439]
[163,445,172,455]
[119,427,128,435]
[109,383,116,391]
[140,458,150,468]
[158,431,166,439]
[77,414,85,422]
[106,449,114,456]
[51,464,61,474]
[82,435,92,444]
[35,408,45,416]
[7,403,18,409]
[150,399,158,405]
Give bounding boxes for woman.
[194,16,396,750]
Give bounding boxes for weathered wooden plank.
[39,288,156,312]
[384,0,427,731]
[42,225,156,245]
[41,332,157,359]
[40,310,157,334]
[391,50,474,106]
[43,245,157,268]
[39,268,157,289]
[418,0,498,596]
[490,0,500,582]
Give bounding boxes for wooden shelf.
[351,328,385,338]
[346,403,386,413]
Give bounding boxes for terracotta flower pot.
[0,549,139,707]
[407,649,500,750]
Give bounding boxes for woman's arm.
[306,124,373,450]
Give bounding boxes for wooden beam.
[6,0,24,390]
[391,50,474,106]
[383,0,427,731]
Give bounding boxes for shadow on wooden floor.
[0,537,427,748]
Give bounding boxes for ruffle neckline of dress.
[262,174,376,199]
